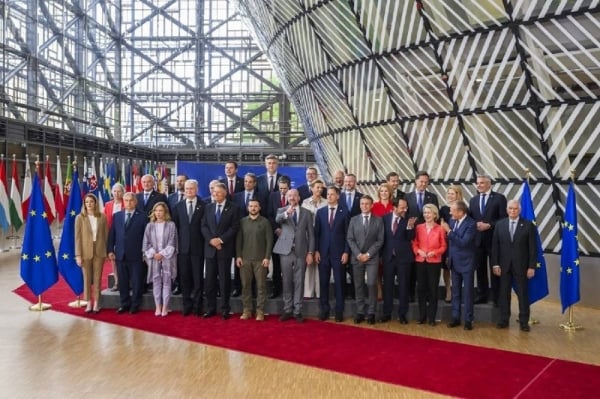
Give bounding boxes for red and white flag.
[54,156,65,222]
[21,155,32,220]
[9,155,23,231]
[43,157,56,224]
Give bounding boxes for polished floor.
[2,248,599,398]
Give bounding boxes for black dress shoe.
[231,289,241,297]
[379,315,391,323]
[447,319,461,328]
[520,324,530,332]
[496,321,509,329]
[417,318,426,325]
[398,316,408,324]
[182,309,192,316]
[116,307,129,314]
[269,291,280,299]
[474,296,487,304]
[318,312,328,321]
[335,314,343,322]
[353,314,365,324]
[129,308,139,314]
[172,287,181,295]
[222,312,231,320]
[367,314,375,325]
[464,321,473,330]
[295,314,305,323]
[429,321,436,326]
[279,312,293,322]
[203,311,216,318]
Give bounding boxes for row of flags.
[17,172,581,314]
[0,156,170,233]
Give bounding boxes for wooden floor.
[2,249,599,399]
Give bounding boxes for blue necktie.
[245,192,251,206]
[216,204,222,223]
[346,193,352,210]
[292,209,297,225]
[480,193,487,215]
[125,212,132,227]
[417,192,423,211]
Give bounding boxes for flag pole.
[522,168,540,326]
[68,295,87,308]
[29,295,51,311]
[560,170,583,331]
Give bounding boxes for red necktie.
[281,195,285,207]
[229,180,234,195]
[329,207,334,227]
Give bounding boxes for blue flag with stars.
[58,169,84,296]
[560,181,580,313]
[520,181,549,305]
[20,169,58,296]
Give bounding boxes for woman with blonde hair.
[439,185,464,302]
[372,183,394,301]
[301,179,328,299]
[143,201,178,316]
[75,193,108,313]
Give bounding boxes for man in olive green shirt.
[236,198,273,321]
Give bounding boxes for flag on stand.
[43,157,56,225]
[0,157,11,232]
[21,155,32,220]
[9,155,23,231]
[58,168,84,296]
[63,158,72,207]
[82,157,89,194]
[123,159,131,192]
[560,181,580,313]
[54,156,65,223]
[132,162,141,193]
[20,171,58,296]
[519,180,549,304]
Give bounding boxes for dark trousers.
[416,261,442,322]
[451,268,474,322]
[498,267,530,325]
[205,255,232,313]
[116,259,144,310]
[318,257,345,316]
[475,246,499,303]
[179,253,204,314]
[271,252,282,293]
[383,259,411,318]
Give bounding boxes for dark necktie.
[480,193,487,215]
[144,192,149,205]
[292,209,297,225]
[216,204,222,224]
[346,193,352,210]
[245,192,251,206]
[454,220,460,232]
[417,192,423,211]
[125,212,131,227]
[269,176,274,192]
[510,220,516,241]
[188,201,194,223]
[229,180,234,195]
[329,207,335,227]
[179,193,183,202]
[392,216,399,234]
[363,215,369,231]
[280,195,285,207]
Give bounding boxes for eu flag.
[57,170,84,296]
[520,180,549,304]
[20,171,58,296]
[560,181,580,313]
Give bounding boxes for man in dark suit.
[314,186,350,322]
[266,175,291,298]
[469,174,507,305]
[442,200,477,330]
[167,174,187,213]
[257,154,285,194]
[491,200,537,332]
[201,182,240,319]
[172,179,205,316]
[273,189,315,323]
[219,161,244,200]
[136,174,168,215]
[297,166,326,202]
[340,173,363,217]
[347,195,384,325]
[381,198,416,324]
[107,193,147,314]
[386,171,406,201]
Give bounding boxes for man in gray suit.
[273,189,315,323]
[347,195,384,325]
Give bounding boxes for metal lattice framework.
[0,0,307,153]
[236,0,600,255]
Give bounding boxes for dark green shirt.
[236,215,273,261]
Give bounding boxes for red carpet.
[14,278,600,398]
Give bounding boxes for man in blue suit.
[219,161,244,200]
[442,200,477,330]
[107,192,148,314]
[314,186,350,322]
[257,154,286,194]
[381,198,416,324]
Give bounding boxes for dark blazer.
[219,176,244,199]
[201,201,240,259]
[267,191,288,230]
[392,189,406,201]
[136,190,168,216]
[469,191,507,248]
[347,214,384,265]
[406,190,439,222]
[297,184,327,202]
[233,190,268,218]
[447,217,477,273]
[381,213,416,264]
[314,205,350,259]
[257,172,285,194]
[490,217,537,274]
[339,191,363,217]
[167,191,185,214]
[107,209,147,262]
[172,196,205,256]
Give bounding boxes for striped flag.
[43,157,56,225]
[21,155,32,220]
[560,181,580,313]
[9,155,23,231]
[0,156,11,232]
[54,156,66,223]
[63,157,72,206]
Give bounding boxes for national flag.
[58,168,84,296]
[63,157,72,206]
[520,180,549,304]
[99,157,111,204]
[560,181,580,313]
[43,157,56,225]
[20,171,58,296]
[0,157,11,232]
[21,155,32,219]
[54,156,65,222]
[82,157,89,194]
[9,155,23,231]
[132,162,141,193]
[96,158,105,211]
[124,160,132,192]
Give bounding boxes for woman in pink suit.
[143,202,178,316]
[103,183,125,291]
[412,203,447,325]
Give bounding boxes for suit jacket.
[103,199,124,229]
[272,206,315,257]
[469,191,507,248]
[267,191,288,230]
[491,217,537,274]
[412,223,447,263]
[381,213,416,264]
[446,216,477,273]
[172,196,205,256]
[75,213,109,260]
[201,200,240,259]
[136,190,168,215]
[107,209,147,262]
[392,189,406,201]
[233,190,268,218]
[347,214,384,265]
[314,205,350,260]
[257,172,285,194]
[143,220,178,282]
[406,190,439,223]
[220,176,244,199]
[340,191,363,217]
[167,191,185,214]
[297,183,327,202]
